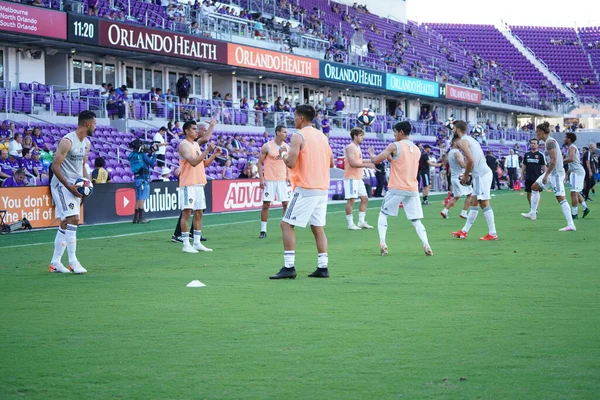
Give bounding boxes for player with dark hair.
[521,138,546,212]
[563,132,590,219]
[521,122,576,231]
[440,135,472,219]
[344,127,375,230]
[48,110,96,274]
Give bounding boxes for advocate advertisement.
[320,61,385,89]
[99,21,228,63]
[0,0,66,40]
[386,73,439,98]
[444,83,482,104]
[212,179,288,213]
[227,44,319,79]
[0,186,83,228]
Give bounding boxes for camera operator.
[128,139,157,224]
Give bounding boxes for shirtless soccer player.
[344,127,375,230]
[440,135,472,219]
[563,132,590,219]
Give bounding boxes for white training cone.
[186,280,206,288]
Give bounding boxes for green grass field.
[1,190,599,399]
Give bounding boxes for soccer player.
[48,111,95,274]
[521,122,576,231]
[344,127,375,230]
[418,145,441,205]
[269,105,334,279]
[451,120,498,240]
[440,136,472,219]
[257,125,291,239]
[178,120,221,253]
[563,132,590,219]
[368,121,433,256]
[521,138,546,212]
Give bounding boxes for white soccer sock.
[483,206,497,236]
[377,212,388,245]
[51,228,66,264]
[65,224,78,264]
[260,221,267,232]
[530,191,540,213]
[441,208,449,216]
[411,219,429,247]
[462,207,479,233]
[358,211,366,224]
[182,232,190,246]
[318,253,328,269]
[560,200,575,227]
[346,214,354,226]
[193,230,202,246]
[580,201,588,210]
[284,251,295,268]
[571,206,578,215]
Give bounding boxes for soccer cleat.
[424,245,434,256]
[49,261,71,273]
[171,235,182,243]
[380,243,389,256]
[138,218,149,224]
[348,224,361,230]
[358,222,374,229]
[480,234,499,241]
[572,214,578,220]
[582,208,590,219]
[308,268,329,278]
[422,200,430,205]
[452,230,468,239]
[269,267,297,279]
[558,226,576,232]
[440,210,448,219]
[182,244,199,254]
[521,212,537,221]
[259,231,267,239]
[68,262,87,274]
[193,243,213,252]
[459,213,468,219]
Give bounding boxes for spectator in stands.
[176,74,191,102]
[107,88,119,119]
[246,138,260,159]
[30,150,45,180]
[153,127,168,167]
[0,148,11,181]
[0,121,10,143]
[160,167,171,182]
[31,127,46,152]
[231,133,244,158]
[8,133,23,156]
[431,106,439,124]
[1,168,27,188]
[91,157,111,184]
[321,114,330,137]
[283,97,292,112]
[32,0,45,7]
[394,104,404,121]
[555,123,561,132]
[274,96,284,112]
[18,148,35,177]
[222,158,234,179]
[171,120,182,138]
[22,134,33,153]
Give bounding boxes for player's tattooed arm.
[545,140,556,176]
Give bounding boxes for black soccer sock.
[174,211,183,236]
[423,196,428,201]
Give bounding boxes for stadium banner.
[385,73,439,98]
[0,0,67,40]
[212,179,288,213]
[328,179,344,199]
[98,21,228,63]
[443,83,482,104]
[319,61,385,88]
[0,186,83,228]
[227,44,319,79]
[82,180,213,224]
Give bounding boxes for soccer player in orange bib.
[270,105,334,279]
[344,127,376,230]
[257,125,291,239]
[368,121,433,256]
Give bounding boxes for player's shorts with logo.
[569,171,585,193]
[51,180,81,220]
[536,172,565,197]
[282,187,328,228]
[180,184,206,211]
[344,178,367,199]
[262,180,291,202]
[472,171,493,201]
[451,177,473,198]
[380,189,423,220]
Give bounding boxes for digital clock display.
[67,14,99,46]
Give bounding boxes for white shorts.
[263,180,291,203]
[51,181,81,221]
[472,171,493,201]
[451,177,473,198]
[180,184,206,211]
[536,173,565,197]
[380,191,423,220]
[281,188,328,228]
[344,178,368,199]
[570,172,585,193]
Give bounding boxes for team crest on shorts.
[264,192,269,197]
[188,198,193,204]
[68,203,75,210]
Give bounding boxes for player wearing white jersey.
[563,132,590,219]
[441,135,472,219]
[48,111,95,274]
[450,121,498,240]
[521,122,576,231]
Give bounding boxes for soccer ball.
[75,177,94,197]
[472,124,485,136]
[444,117,455,129]
[459,173,473,186]
[357,108,376,127]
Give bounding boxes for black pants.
[491,171,501,189]
[583,174,595,199]
[157,154,165,167]
[173,210,193,237]
[507,168,517,188]
[374,172,386,197]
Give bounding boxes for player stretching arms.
[451,120,498,240]
[270,105,334,279]
[441,135,472,219]
[521,122,576,231]
[48,111,95,274]
[521,138,546,213]
[368,121,433,256]
[178,120,221,253]
[563,132,590,219]
[344,127,375,230]
[257,125,291,239]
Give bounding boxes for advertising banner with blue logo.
[386,74,439,98]
[320,61,385,89]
